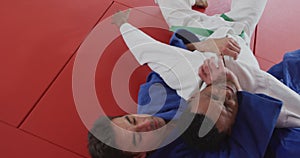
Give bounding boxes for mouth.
[151,117,162,130]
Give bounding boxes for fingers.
[198,65,205,77]
[125,9,131,17]
[223,48,239,60]
[203,57,219,71]
[229,38,240,51]
[220,38,240,60]
[112,9,131,27]
[203,60,211,75]
[117,9,131,14]
[199,61,212,84]
[208,57,218,71]
[199,65,210,84]
[125,9,131,13]
[228,41,240,54]
[217,55,225,70]
[199,56,227,85]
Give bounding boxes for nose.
[134,118,153,132]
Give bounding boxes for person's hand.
[198,56,241,90]
[198,56,226,85]
[192,37,241,60]
[112,9,131,28]
[213,37,240,60]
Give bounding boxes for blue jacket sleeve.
[138,72,187,121]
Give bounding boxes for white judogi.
[120,0,300,128]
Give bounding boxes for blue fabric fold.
[138,72,188,121]
[268,49,300,94]
[265,128,300,158]
[265,49,300,157]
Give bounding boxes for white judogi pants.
[120,0,300,127]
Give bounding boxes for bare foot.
[195,0,208,8]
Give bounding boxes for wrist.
[186,43,196,51]
[193,41,207,52]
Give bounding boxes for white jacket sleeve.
[227,59,300,128]
[120,23,206,100]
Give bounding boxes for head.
[88,115,166,158]
[198,80,239,134]
[182,79,239,150]
[88,116,135,158]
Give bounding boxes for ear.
[133,152,147,158]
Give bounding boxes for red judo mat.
[1,0,299,157]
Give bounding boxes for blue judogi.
[265,49,300,158]
[137,30,300,157]
[138,72,282,158]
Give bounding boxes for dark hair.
[175,29,200,44]
[87,116,135,158]
[181,113,228,151]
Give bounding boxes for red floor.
[1,0,299,157]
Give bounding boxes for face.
[111,114,166,152]
[195,80,239,135]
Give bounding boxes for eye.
[133,117,137,125]
[125,116,136,125]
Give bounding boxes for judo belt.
[170,13,245,39]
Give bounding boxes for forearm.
[191,39,215,52]
[191,38,241,60]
